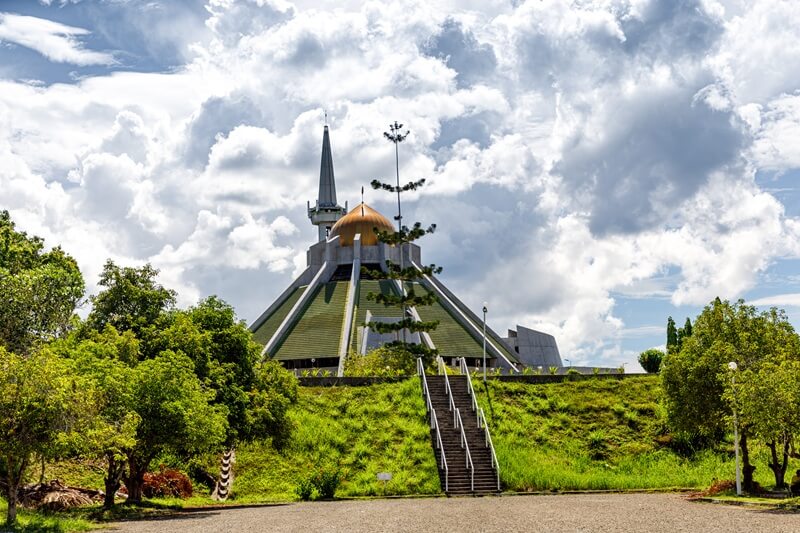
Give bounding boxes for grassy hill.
[230,378,440,501]
[475,375,780,491]
[48,375,787,504]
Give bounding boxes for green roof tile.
[272,281,349,361]
[252,286,306,346]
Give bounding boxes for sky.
[1,0,799,370]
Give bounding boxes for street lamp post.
[565,359,571,369]
[728,361,742,496]
[482,303,488,383]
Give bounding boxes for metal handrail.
[432,407,448,492]
[437,356,457,417]
[455,408,474,492]
[459,357,501,491]
[458,357,479,415]
[418,358,448,492]
[478,407,500,491]
[418,358,432,412]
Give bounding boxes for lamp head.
[482,302,488,313]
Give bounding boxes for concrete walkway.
[101,493,800,533]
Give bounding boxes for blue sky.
[1,0,799,369]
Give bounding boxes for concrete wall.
[503,325,563,367]
[307,237,421,272]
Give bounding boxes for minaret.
[308,125,346,241]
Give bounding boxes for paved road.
[102,493,799,533]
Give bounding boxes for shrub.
[344,346,416,377]
[312,466,341,499]
[295,465,342,500]
[295,477,315,501]
[587,430,610,460]
[142,466,193,498]
[638,349,664,373]
[549,366,558,375]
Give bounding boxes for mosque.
[249,126,563,375]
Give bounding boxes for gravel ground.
[101,493,799,533]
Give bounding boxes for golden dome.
[330,203,395,246]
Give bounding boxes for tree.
[638,348,664,373]
[362,121,440,365]
[666,316,678,354]
[123,350,227,502]
[0,348,81,525]
[676,317,693,351]
[661,298,799,491]
[58,327,141,509]
[85,260,176,350]
[727,317,800,488]
[0,210,84,355]
[154,296,298,446]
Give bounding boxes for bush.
[295,465,342,500]
[638,349,664,373]
[312,466,341,499]
[295,477,314,501]
[587,430,610,460]
[142,466,193,498]
[344,346,417,377]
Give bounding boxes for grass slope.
[476,376,784,491]
[232,378,440,500]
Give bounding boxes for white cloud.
[749,293,800,307]
[1,0,799,364]
[0,12,115,65]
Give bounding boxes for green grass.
[0,501,97,532]
[29,374,798,521]
[230,378,440,500]
[475,376,790,492]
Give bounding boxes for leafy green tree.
[727,332,800,488]
[0,348,82,525]
[123,350,227,502]
[638,348,664,373]
[0,210,84,355]
[676,317,693,351]
[149,296,298,446]
[661,298,799,491]
[343,345,418,377]
[361,121,440,366]
[85,260,176,350]
[666,316,678,354]
[58,327,141,509]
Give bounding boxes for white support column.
[337,234,361,376]
[261,260,334,359]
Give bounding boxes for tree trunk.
[103,454,126,510]
[766,436,790,489]
[5,481,17,526]
[741,432,756,492]
[4,454,27,526]
[124,455,148,504]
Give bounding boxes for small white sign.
[377,472,392,481]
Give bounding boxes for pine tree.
[676,317,694,352]
[666,316,678,353]
[362,121,440,363]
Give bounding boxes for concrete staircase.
[426,374,500,496]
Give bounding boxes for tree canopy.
[661,298,800,490]
[0,211,84,355]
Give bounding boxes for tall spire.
[308,125,346,241]
[318,125,337,207]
